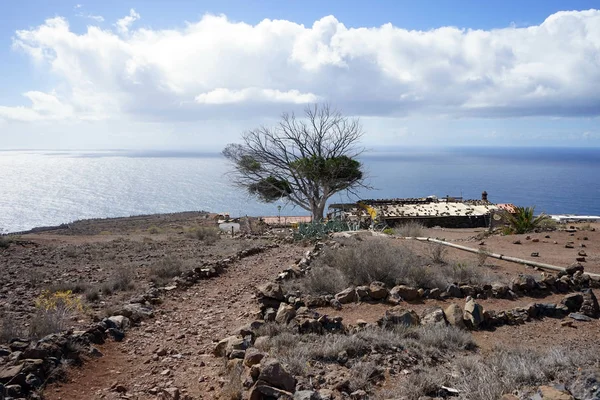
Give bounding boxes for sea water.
[0,147,598,233]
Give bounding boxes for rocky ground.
[0,215,599,400]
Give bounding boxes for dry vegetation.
[286,237,491,295]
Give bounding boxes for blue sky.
[0,0,599,149]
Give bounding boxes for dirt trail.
[44,244,306,400]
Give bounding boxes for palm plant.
[505,206,551,234]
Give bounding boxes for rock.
[390,285,419,301]
[561,293,584,312]
[350,389,368,399]
[500,395,520,400]
[250,384,294,399]
[569,313,593,322]
[510,274,537,292]
[329,299,342,310]
[561,320,573,327]
[244,348,266,367]
[254,336,269,350]
[257,282,285,301]
[0,364,23,384]
[428,287,442,299]
[531,252,539,257]
[578,250,587,256]
[107,315,131,331]
[444,284,462,298]
[580,289,599,317]
[369,282,389,300]
[355,286,371,300]
[258,359,296,392]
[275,303,296,324]
[163,387,180,400]
[444,304,466,329]
[491,283,509,297]
[464,298,484,329]
[25,373,42,389]
[264,308,277,322]
[513,240,521,245]
[377,307,419,327]
[537,385,574,400]
[565,263,584,276]
[5,384,21,397]
[294,390,321,400]
[335,287,357,304]
[421,307,447,326]
[118,303,154,322]
[213,336,246,358]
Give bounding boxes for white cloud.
[0,91,73,122]
[116,9,140,34]
[3,9,600,127]
[195,88,319,104]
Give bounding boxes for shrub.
[429,243,447,264]
[110,267,135,292]
[506,206,551,234]
[389,347,595,400]
[0,236,10,249]
[0,315,22,343]
[85,288,100,302]
[149,257,183,285]
[477,247,490,267]
[30,290,84,339]
[187,226,220,244]
[295,238,489,294]
[394,221,425,237]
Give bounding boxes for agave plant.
[506,206,551,234]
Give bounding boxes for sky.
[0,0,599,150]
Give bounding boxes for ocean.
[1,147,599,233]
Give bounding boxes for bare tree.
[223,104,367,220]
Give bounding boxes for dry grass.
[256,323,475,379]
[428,243,448,264]
[288,238,490,295]
[394,221,425,237]
[149,256,183,286]
[0,315,22,343]
[386,347,598,400]
[28,308,71,340]
[186,226,220,244]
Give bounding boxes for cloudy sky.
[0,0,599,150]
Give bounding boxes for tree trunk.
[311,199,327,222]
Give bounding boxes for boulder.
[377,307,419,327]
[579,289,599,318]
[355,286,371,300]
[464,298,484,329]
[118,304,154,322]
[250,384,294,399]
[510,274,537,292]
[565,263,584,276]
[390,285,419,301]
[244,348,266,367]
[444,304,466,329]
[213,336,247,358]
[107,315,131,331]
[369,282,389,300]
[275,303,296,324]
[444,284,463,298]
[421,307,447,326]
[335,287,357,304]
[561,293,584,312]
[0,364,24,384]
[257,282,285,301]
[258,359,296,392]
[294,390,321,400]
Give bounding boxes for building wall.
[385,215,490,229]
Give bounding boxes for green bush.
[506,206,551,234]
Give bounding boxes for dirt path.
[44,244,307,400]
